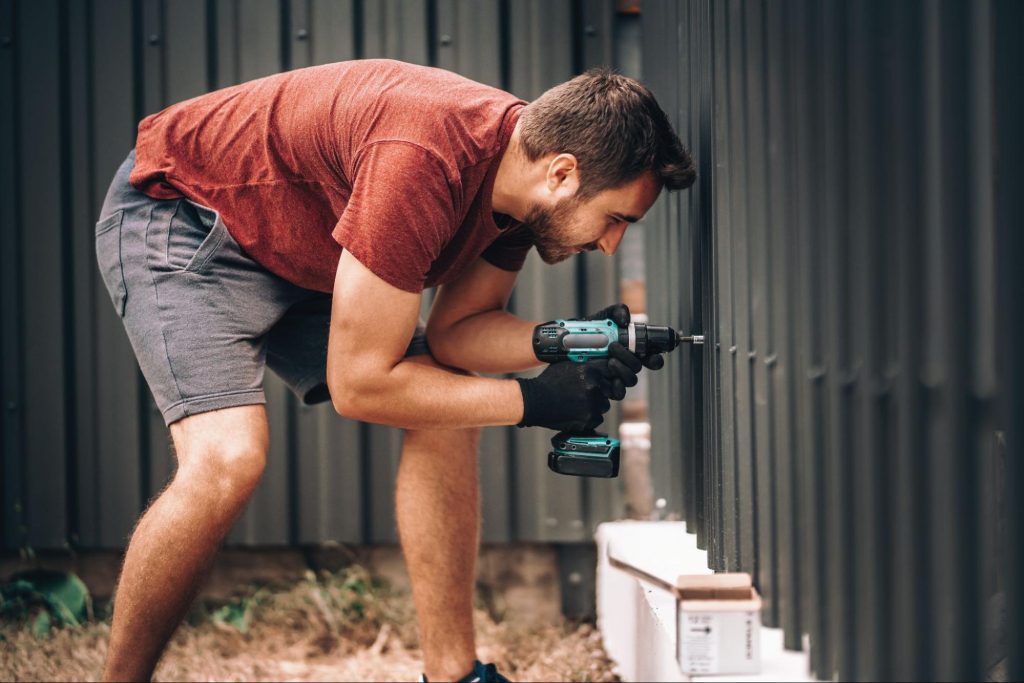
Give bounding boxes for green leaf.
[211,600,252,634]
[32,611,52,639]
[0,571,91,627]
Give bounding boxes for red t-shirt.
[129,59,533,293]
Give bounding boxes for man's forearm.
[427,310,541,373]
[332,358,525,430]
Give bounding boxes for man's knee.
[169,406,268,503]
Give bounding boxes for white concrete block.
[595,521,815,683]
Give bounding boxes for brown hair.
[518,68,695,198]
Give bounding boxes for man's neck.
[491,121,528,221]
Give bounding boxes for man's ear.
[545,153,579,196]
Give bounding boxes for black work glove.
[516,360,614,433]
[584,303,666,372]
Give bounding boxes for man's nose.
[597,223,628,255]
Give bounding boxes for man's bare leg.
[397,356,483,681]
[102,405,269,681]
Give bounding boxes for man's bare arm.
[327,251,525,430]
[426,258,541,374]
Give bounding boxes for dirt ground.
[0,564,619,682]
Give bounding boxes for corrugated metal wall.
[0,0,629,552]
[642,0,1024,680]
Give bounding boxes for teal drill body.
[535,318,699,478]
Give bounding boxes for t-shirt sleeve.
[481,223,534,272]
[332,142,458,293]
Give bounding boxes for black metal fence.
[642,0,1023,680]
[0,0,630,552]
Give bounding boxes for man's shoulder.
[344,60,524,173]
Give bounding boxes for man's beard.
[521,196,586,265]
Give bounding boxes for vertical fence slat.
[308,0,358,66]
[436,0,501,86]
[709,0,739,573]
[684,0,712,566]
[993,2,1024,677]
[846,2,880,676]
[0,0,22,550]
[821,0,856,676]
[67,0,95,551]
[966,2,1002,677]
[87,0,143,550]
[724,0,756,580]
[691,0,720,571]
[764,0,800,650]
[640,0,672,525]
[18,0,69,550]
[793,2,831,671]
[676,0,700,549]
[362,0,429,66]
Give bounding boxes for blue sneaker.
[419,660,510,682]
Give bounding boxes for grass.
[0,564,618,682]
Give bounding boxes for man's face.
[521,173,661,264]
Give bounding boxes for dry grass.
[0,565,618,682]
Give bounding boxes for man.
[94,58,694,682]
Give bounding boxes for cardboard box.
[676,573,762,675]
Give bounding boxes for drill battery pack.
[548,432,621,478]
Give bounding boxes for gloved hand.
[584,303,666,372]
[516,360,614,432]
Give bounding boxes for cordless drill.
[534,318,702,478]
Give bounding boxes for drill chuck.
[628,323,679,357]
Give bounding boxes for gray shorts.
[95,149,428,426]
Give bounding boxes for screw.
[584,24,597,37]
[147,33,160,46]
[296,28,309,40]
[568,571,583,584]
[439,34,452,46]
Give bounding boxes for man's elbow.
[328,373,373,421]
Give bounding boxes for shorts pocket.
[95,210,127,317]
[167,199,227,273]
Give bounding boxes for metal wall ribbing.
[643,0,1023,680]
[0,0,626,551]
